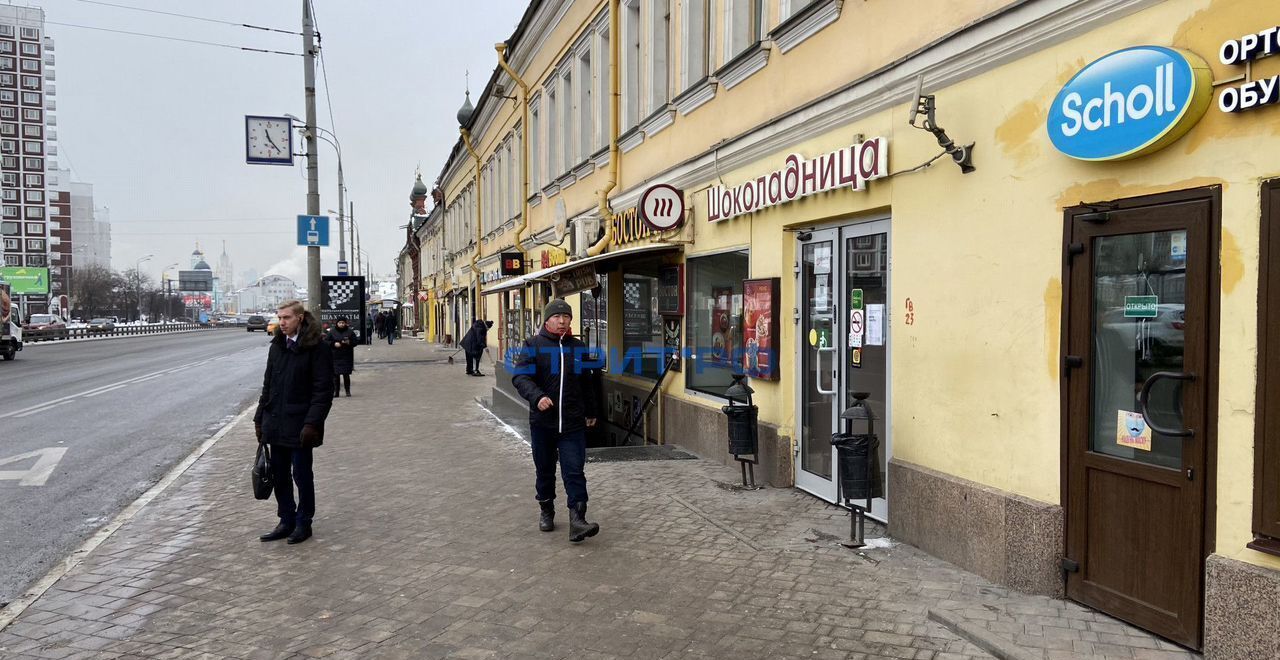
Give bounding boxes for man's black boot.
[286,525,312,545]
[538,500,555,532]
[568,502,599,543]
[259,521,294,542]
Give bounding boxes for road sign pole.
[303,0,321,316]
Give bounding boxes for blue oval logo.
[1048,46,1212,161]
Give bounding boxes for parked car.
[246,315,268,332]
[22,313,66,331]
[88,318,116,332]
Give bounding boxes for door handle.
[1138,371,1195,437]
[815,343,837,395]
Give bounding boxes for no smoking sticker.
[849,308,865,348]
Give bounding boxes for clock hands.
[263,128,282,154]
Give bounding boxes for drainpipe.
[495,43,530,264]
[586,0,620,256]
[461,128,485,321]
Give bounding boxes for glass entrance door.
[795,220,892,519]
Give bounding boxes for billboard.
[321,275,366,339]
[178,270,214,292]
[0,267,49,295]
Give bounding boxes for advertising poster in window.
[710,286,735,366]
[742,278,779,380]
[623,278,651,339]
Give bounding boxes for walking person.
[385,311,396,345]
[511,299,601,543]
[459,319,489,376]
[324,316,357,397]
[374,311,385,339]
[254,300,334,545]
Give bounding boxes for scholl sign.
[1048,46,1212,161]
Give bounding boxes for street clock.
[244,115,294,165]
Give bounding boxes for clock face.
[245,116,293,165]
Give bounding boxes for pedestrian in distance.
[254,300,334,545]
[374,311,385,339]
[511,299,601,543]
[385,311,396,345]
[459,319,489,376]
[324,316,357,397]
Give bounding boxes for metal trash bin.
[721,374,760,488]
[829,392,882,547]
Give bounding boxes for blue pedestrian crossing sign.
[297,215,330,247]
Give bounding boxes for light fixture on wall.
[907,75,976,174]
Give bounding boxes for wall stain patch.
[1056,177,1225,209]
[1221,227,1243,295]
[1044,277,1061,381]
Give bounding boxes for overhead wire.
[42,21,302,56]
[309,0,339,144]
[62,0,302,36]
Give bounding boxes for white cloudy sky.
[23,0,526,285]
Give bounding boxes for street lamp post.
[135,254,153,322]
[162,262,178,320]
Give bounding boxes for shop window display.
[621,273,665,379]
[686,250,749,396]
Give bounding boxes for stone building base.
[888,458,1063,597]
[1204,553,1280,659]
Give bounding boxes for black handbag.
[252,443,273,500]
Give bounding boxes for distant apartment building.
[234,274,299,314]
[0,6,55,314]
[70,182,110,268]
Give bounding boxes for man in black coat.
[254,300,334,545]
[324,317,357,397]
[511,299,600,543]
[459,319,490,377]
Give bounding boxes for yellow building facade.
[421,0,1280,654]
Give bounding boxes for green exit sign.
[1123,295,1159,318]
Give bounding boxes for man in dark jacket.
[511,299,600,543]
[324,317,357,397]
[459,319,490,376]
[254,300,334,545]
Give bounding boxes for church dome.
[194,260,212,271]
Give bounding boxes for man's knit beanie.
[542,299,573,324]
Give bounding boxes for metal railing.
[22,323,213,343]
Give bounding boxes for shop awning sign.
[639,184,685,231]
[1048,46,1213,161]
[1217,26,1280,113]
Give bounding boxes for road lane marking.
[0,404,254,632]
[0,351,263,420]
[12,400,72,418]
[0,448,68,486]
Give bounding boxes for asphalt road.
[0,328,270,607]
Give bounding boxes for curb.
[0,404,256,634]
[927,608,1043,660]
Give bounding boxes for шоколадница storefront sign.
[1047,46,1213,161]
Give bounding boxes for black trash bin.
[723,404,759,456]
[830,432,883,501]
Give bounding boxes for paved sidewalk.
[0,338,1198,659]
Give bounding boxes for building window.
[724,0,764,60]
[19,59,38,73]
[596,24,610,152]
[0,25,14,37]
[0,124,13,137]
[2,237,16,251]
[25,238,43,251]
[0,41,12,54]
[682,0,710,90]
[26,253,45,266]
[0,57,11,71]
[20,43,37,56]
[547,86,559,178]
[0,138,13,153]
[0,107,13,119]
[0,90,13,103]
[0,155,15,170]
[24,189,42,203]
[782,0,816,19]
[577,47,592,163]
[0,73,12,87]
[648,0,671,113]
[21,124,38,137]
[22,140,39,154]
[529,96,541,190]
[561,69,574,168]
[4,254,20,266]
[1,189,13,202]
[685,250,750,396]
[1256,180,1280,553]
[22,108,38,121]
[22,156,40,170]
[1,172,14,186]
[20,74,38,89]
[24,222,41,234]
[622,0,641,128]
[25,205,43,219]
[21,91,39,104]
[24,173,40,186]
[20,28,39,41]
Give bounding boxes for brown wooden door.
[1063,188,1218,649]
